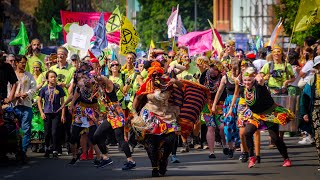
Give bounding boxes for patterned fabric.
[223,94,239,143]
[131,90,180,138]
[179,80,209,138]
[242,104,295,129]
[99,101,126,129]
[201,102,224,127]
[314,127,320,165]
[72,102,97,128]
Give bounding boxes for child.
[38,70,65,158]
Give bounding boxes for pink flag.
[178,29,212,56]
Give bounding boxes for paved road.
[0,132,319,180]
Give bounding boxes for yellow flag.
[208,19,223,55]
[106,6,121,33]
[172,38,178,52]
[150,39,155,49]
[294,0,320,32]
[120,16,140,56]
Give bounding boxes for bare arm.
[212,76,226,108]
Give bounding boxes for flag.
[9,22,29,55]
[120,16,140,56]
[294,0,320,32]
[106,6,121,33]
[268,18,283,48]
[91,13,108,57]
[50,18,62,40]
[158,41,170,53]
[172,38,178,52]
[150,39,155,49]
[167,5,187,39]
[208,20,224,56]
[178,29,212,56]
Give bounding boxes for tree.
[274,0,320,45]
[34,0,68,45]
[137,0,213,48]
[91,0,126,14]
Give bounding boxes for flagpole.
[286,14,298,61]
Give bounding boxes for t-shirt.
[109,75,125,102]
[50,63,76,98]
[260,62,294,88]
[39,85,65,113]
[301,60,314,74]
[245,83,274,113]
[0,63,18,99]
[26,54,46,74]
[177,63,200,82]
[253,59,267,72]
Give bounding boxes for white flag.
[176,15,187,37]
[167,9,178,38]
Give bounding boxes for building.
[213,0,289,49]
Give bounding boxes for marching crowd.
[1,36,320,177]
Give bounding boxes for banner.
[120,16,140,56]
[60,10,120,44]
[294,0,320,32]
[178,29,212,56]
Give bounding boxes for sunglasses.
[111,64,119,67]
[71,59,78,61]
[168,56,174,59]
[236,55,243,58]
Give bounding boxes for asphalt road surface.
[0,132,319,180]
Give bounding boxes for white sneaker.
[298,137,312,145]
[306,136,315,143]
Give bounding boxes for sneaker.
[152,168,160,177]
[44,150,50,158]
[171,155,180,163]
[68,158,78,165]
[52,151,59,159]
[209,153,216,158]
[80,153,88,161]
[298,137,312,145]
[223,148,229,155]
[122,161,136,170]
[203,143,209,150]
[180,143,190,153]
[98,158,113,168]
[87,150,94,160]
[93,158,101,167]
[317,166,320,171]
[248,157,256,168]
[194,144,202,150]
[282,159,292,167]
[241,152,249,163]
[228,149,234,159]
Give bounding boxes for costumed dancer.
[131,61,183,177]
[91,69,136,170]
[68,63,100,165]
[242,67,294,168]
[200,60,227,158]
[226,60,261,163]
[212,59,240,159]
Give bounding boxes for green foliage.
[274,0,320,45]
[34,0,68,45]
[137,0,212,48]
[91,0,126,14]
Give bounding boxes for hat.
[313,55,320,67]
[33,61,41,68]
[88,50,99,63]
[70,54,80,61]
[246,52,256,60]
[225,40,235,46]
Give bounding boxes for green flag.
[50,18,62,40]
[106,6,121,33]
[9,22,29,55]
